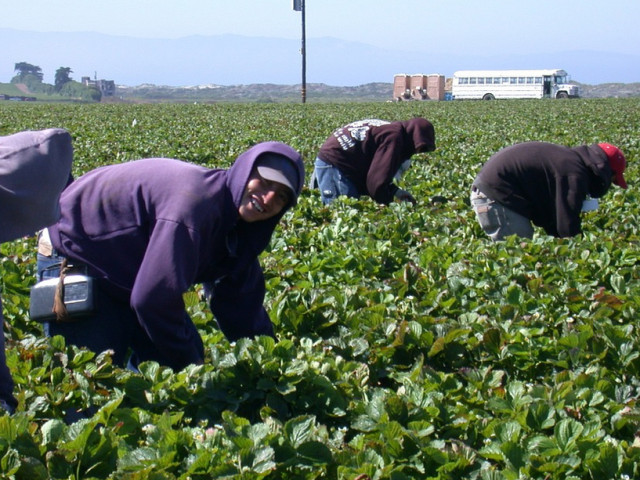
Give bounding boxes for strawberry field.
[0,98,639,479]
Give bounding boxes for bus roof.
[453,69,568,77]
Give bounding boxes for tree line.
[12,62,102,102]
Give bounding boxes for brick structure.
[426,74,445,101]
[410,75,428,99]
[393,73,445,101]
[393,74,411,100]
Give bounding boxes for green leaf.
[585,443,621,478]
[118,447,160,470]
[40,419,65,446]
[501,440,527,471]
[526,401,556,430]
[554,419,583,453]
[496,421,521,443]
[252,446,276,473]
[284,415,315,448]
[296,441,333,465]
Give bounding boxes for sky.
[3,0,640,85]
[5,0,639,54]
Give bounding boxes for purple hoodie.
[48,142,304,369]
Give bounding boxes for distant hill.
[112,82,396,103]
[2,28,639,87]
[0,83,27,96]
[578,82,640,98]
[4,81,638,104]
[112,82,640,103]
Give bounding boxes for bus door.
[543,76,552,98]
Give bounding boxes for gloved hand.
[394,188,416,204]
[430,195,449,204]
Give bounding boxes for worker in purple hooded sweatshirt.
[36,141,304,371]
[313,118,436,205]
[0,128,73,414]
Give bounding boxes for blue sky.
[6,0,639,55]
[3,0,639,85]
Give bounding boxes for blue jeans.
[36,251,196,369]
[470,188,534,241]
[313,158,360,204]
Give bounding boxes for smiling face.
[238,168,292,222]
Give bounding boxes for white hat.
[256,153,299,194]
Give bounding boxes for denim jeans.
[313,158,360,204]
[470,188,534,241]
[36,251,196,369]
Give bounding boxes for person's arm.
[207,258,275,341]
[129,220,205,370]
[554,176,586,237]
[366,139,407,204]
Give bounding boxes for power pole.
[293,0,306,103]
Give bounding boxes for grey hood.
[0,129,73,243]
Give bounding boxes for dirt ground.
[14,83,29,93]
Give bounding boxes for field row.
[0,99,638,479]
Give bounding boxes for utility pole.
[292,0,306,103]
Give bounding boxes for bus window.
[451,69,578,100]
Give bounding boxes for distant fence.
[1,94,37,102]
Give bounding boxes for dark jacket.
[472,142,613,237]
[48,142,304,369]
[317,118,436,204]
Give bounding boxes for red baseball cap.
[598,143,628,189]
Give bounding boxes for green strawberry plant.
[0,98,638,478]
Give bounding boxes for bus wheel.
[556,92,569,99]
[482,93,495,100]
